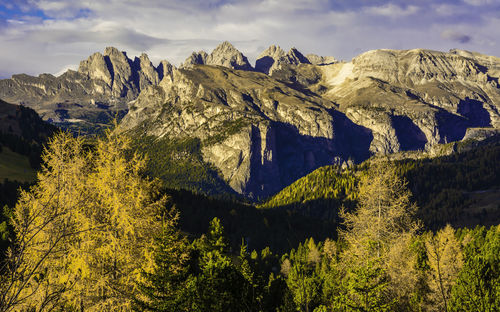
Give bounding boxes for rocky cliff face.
[120,46,500,198]
[119,65,353,197]
[181,41,253,71]
[0,47,173,129]
[315,49,500,153]
[2,43,500,198]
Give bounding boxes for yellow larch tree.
[0,130,165,312]
[424,224,463,312]
[339,161,421,310]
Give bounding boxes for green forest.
[0,130,498,312]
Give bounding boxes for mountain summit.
[255,45,336,74]
[181,41,253,70]
[1,43,499,197]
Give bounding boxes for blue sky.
[0,0,499,78]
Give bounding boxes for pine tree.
[133,209,192,312]
[282,238,322,312]
[189,218,247,311]
[450,225,499,312]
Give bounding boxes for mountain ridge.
[1,43,500,198]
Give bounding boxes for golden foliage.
[3,130,165,311]
[424,225,463,312]
[339,161,421,309]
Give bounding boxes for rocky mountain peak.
[181,42,252,71]
[287,47,310,65]
[1,47,175,126]
[212,41,238,53]
[78,51,113,87]
[158,60,175,81]
[181,51,209,68]
[261,45,286,58]
[255,45,313,74]
[208,41,253,70]
[103,46,125,57]
[306,54,337,65]
[134,53,160,88]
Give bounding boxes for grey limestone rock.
[3,43,500,198]
[181,41,252,71]
[0,47,171,125]
[255,45,312,74]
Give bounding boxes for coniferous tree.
[189,217,247,311]
[282,238,322,312]
[0,131,165,312]
[450,225,499,312]
[339,161,420,311]
[424,225,463,312]
[134,209,192,312]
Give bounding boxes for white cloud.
[365,4,419,17]
[463,0,495,6]
[0,0,498,78]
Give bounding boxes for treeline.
[167,188,338,253]
[130,135,237,198]
[258,166,358,220]
[401,140,500,229]
[0,132,44,169]
[260,138,500,229]
[0,103,57,169]
[0,133,497,311]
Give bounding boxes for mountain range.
[1,42,499,198]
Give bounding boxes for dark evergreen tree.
[450,226,500,312]
[134,209,192,312]
[188,217,248,311]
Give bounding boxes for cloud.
[463,0,495,6]
[0,0,499,77]
[24,26,169,51]
[441,30,472,43]
[365,4,419,17]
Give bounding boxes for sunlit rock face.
[2,43,500,197]
[0,46,175,124]
[181,41,253,71]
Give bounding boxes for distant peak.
[181,42,252,71]
[104,46,124,56]
[215,41,237,50]
[258,45,286,59]
[287,47,309,64]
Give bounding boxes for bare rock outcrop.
[306,54,337,65]
[120,65,342,197]
[0,47,174,126]
[3,43,500,198]
[255,45,311,74]
[181,42,253,70]
[119,46,500,197]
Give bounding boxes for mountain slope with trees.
[2,135,497,311]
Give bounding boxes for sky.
[0,0,499,78]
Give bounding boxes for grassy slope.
[0,147,36,182]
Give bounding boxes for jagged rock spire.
[255,45,337,74]
[181,41,253,71]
